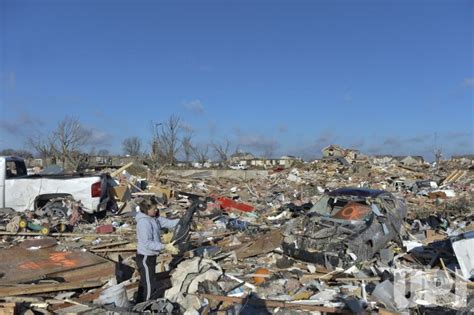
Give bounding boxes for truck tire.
[43,201,69,218]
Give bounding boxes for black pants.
[136,254,158,302]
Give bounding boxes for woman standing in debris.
[135,198,179,303]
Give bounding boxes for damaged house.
[394,155,425,167]
[322,145,363,163]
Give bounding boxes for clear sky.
[1,0,473,160]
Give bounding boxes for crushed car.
[282,188,407,269]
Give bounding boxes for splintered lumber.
[110,162,134,177]
[47,261,115,283]
[156,165,166,178]
[442,169,467,185]
[90,241,130,250]
[0,231,124,237]
[196,293,347,313]
[0,280,103,296]
[334,277,380,282]
[90,247,136,253]
[190,231,236,240]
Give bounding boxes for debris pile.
[0,157,472,314]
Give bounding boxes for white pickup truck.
[0,156,110,213]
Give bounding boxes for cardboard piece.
[109,186,131,202]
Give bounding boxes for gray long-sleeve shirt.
[135,211,179,256]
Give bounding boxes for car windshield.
[309,195,371,221]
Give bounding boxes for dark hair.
[138,199,154,214]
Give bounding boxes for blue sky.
[1,0,473,160]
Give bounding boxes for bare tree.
[27,132,57,164]
[150,115,182,167]
[122,137,142,156]
[193,144,209,166]
[27,116,90,170]
[53,117,91,168]
[148,122,160,170]
[211,139,231,166]
[162,115,181,165]
[181,132,194,165]
[262,140,278,159]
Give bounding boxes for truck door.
[4,159,37,211]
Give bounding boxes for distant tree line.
[1,114,246,171]
[0,149,34,159]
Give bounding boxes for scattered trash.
[0,152,472,314]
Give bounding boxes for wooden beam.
[0,280,103,297]
[90,247,136,253]
[0,231,126,238]
[90,241,130,250]
[196,293,347,313]
[46,261,115,283]
[334,277,380,282]
[110,162,134,177]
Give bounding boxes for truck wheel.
[43,201,69,218]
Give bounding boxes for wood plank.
[334,277,380,282]
[0,231,124,237]
[46,261,115,283]
[110,162,134,177]
[90,241,130,250]
[90,247,136,253]
[196,293,347,313]
[0,280,103,296]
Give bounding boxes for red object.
[216,197,255,213]
[91,182,101,198]
[332,202,371,220]
[96,224,115,234]
[273,166,285,173]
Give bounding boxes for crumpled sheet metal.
[282,189,407,268]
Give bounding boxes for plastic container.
[372,279,408,312]
[95,282,130,307]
